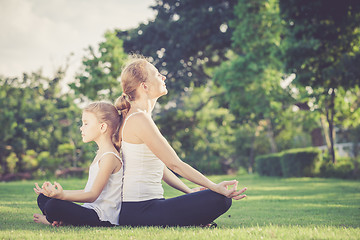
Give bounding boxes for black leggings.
[118,190,232,227]
[37,194,113,227]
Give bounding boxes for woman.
[115,57,247,227]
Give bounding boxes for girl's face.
[80,111,101,143]
[145,62,167,98]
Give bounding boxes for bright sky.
[0,0,155,84]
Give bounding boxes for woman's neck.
[130,98,157,114]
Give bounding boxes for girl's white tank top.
[121,112,165,202]
[82,152,123,225]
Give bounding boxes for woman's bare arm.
[126,112,246,199]
[162,166,192,194]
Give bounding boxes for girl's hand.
[33,183,44,195]
[213,180,247,200]
[42,181,64,200]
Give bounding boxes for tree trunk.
[0,153,9,174]
[325,89,336,164]
[320,115,331,149]
[248,131,257,174]
[266,118,278,153]
[15,152,24,173]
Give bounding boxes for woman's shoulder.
[125,111,160,138]
[126,111,153,126]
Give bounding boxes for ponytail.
[114,93,131,146]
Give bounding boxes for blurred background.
[1,0,359,181]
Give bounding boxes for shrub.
[318,157,359,179]
[255,153,283,176]
[280,148,321,177]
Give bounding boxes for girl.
[115,57,247,227]
[33,102,123,227]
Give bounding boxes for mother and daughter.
[33,56,247,227]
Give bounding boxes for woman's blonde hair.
[84,101,121,151]
[114,56,150,145]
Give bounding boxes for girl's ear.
[100,122,108,133]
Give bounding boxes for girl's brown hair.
[114,57,150,145]
[84,102,121,151]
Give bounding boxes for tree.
[155,83,238,174]
[213,0,293,169]
[0,68,86,177]
[70,31,128,101]
[280,0,360,163]
[117,0,237,97]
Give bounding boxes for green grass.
[0,174,359,239]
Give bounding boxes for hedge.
[255,153,283,177]
[318,156,360,179]
[280,148,321,177]
[256,147,321,177]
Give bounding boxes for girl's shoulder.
[98,150,121,162]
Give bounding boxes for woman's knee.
[208,191,232,212]
[223,195,232,211]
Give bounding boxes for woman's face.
[145,62,167,98]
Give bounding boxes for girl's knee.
[44,198,63,217]
[37,193,49,204]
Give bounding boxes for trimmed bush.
[318,157,359,179]
[280,148,321,177]
[255,153,283,176]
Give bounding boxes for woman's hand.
[41,181,64,200]
[213,180,247,200]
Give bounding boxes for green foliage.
[0,69,86,177]
[70,31,127,101]
[280,0,360,90]
[279,0,360,163]
[117,0,237,97]
[318,156,360,179]
[256,147,321,177]
[214,0,289,122]
[334,86,360,129]
[156,83,237,174]
[280,147,321,177]
[255,153,283,176]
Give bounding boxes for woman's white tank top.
[121,112,165,202]
[82,152,123,225]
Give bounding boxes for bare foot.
[33,213,50,225]
[52,220,64,227]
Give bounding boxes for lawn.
[0,174,359,239]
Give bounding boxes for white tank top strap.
[121,111,144,140]
[98,151,122,164]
